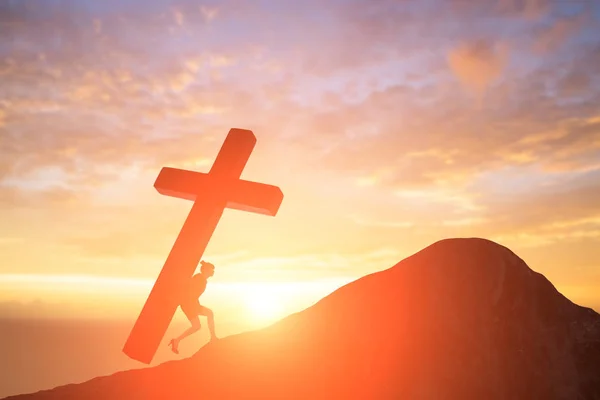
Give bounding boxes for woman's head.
[200,260,215,277]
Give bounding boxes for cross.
[122,128,284,364]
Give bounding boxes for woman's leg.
[174,315,201,343]
[198,306,217,340]
[170,310,201,353]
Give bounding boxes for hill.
[5,238,600,399]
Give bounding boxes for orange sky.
[1,0,600,336]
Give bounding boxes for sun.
[244,290,284,324]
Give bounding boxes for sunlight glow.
[0,274,355,320]
[243,290,284,323]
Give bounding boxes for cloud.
[1,0,593,195]
[0,183,87,209]
[556,71,593,98]
[93,18,102,34]
[347,214,415,229]
[0,0,599,298]
[310,56,600,188]
[172,8,184,26]
[495,0,550,20]
[447,39,510,93]
[200,5,218,22]
[533,13,587,54]
[441,217,489,227]
[472,169,600,241]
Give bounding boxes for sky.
[1,0,600,332]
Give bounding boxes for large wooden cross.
[123,128,284,364]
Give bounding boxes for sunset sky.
[1,0,600,335]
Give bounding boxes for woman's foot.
[168,339,179,354]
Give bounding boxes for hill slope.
[6,238,600,399]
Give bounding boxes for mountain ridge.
[5,238,600,399]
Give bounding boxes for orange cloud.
[447,39,510,93]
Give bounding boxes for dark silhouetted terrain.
[5,238,600,399]
[0,318,223,398]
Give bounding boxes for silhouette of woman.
[168,260,218,354]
